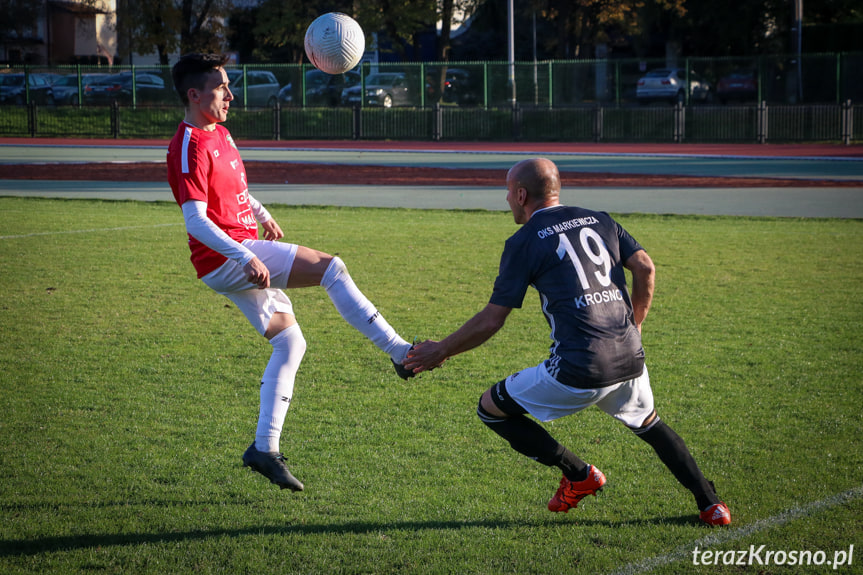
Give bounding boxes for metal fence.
[1,52,861,143]
[1,99,859,144]
[2,52,861,107]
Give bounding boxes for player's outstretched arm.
[405,303,511,374]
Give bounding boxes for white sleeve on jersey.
[182,200,257,267]
[247,193,271,224]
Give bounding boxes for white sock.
[255,323,306,453]
[320,257,411,362]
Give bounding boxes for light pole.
[507,0,516,108]
[792,0,803,102]
[532,9,538,106]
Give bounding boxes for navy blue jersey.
[490,205,645,388]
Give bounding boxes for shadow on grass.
[0,514,701,558]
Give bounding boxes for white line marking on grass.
[0,222,182,240]
[608,485,863,575]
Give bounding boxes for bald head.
[505,158,561,224]
[507,158,561,203]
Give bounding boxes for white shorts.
[504,362,655,428]
[201,240,299,336]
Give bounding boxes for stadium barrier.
[0,99,859,144]
[2,53,861,143]
[3,53,862,106]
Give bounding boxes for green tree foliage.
[224,0,863,67]
[670,0,790,56]
[120,0,230,65]
[642,0,863,58]
[806,0,862,23]
[531,0,686,59]
[232,0,481,64]
[242,0,341,63]
[357,0,437,60]
[0,0,44,43]
[428,0,482,102]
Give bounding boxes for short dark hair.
[172,53,230,106]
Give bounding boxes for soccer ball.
[304,13,365,75]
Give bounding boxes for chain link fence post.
[273,100,281,141]
[352,105,361,140]
[673,101,684,143]
[111,101,120,138]
[27,103,37,137]
[512,103,522,141]
[593,106,603,142]
[757,100,768,144]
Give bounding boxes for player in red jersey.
[167,53,415,491]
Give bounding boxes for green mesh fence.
[1,54,861,142]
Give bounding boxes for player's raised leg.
[287,246,413,377]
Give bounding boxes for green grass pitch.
[0,197,861,574]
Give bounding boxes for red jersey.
[167,122,259,278]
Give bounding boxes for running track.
[1,138,861,217]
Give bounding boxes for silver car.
[636,68,711,104]
[226,69,280,107]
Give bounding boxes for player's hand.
[243,257,271,289]
[404,340,447,375]
[261,219,284,241]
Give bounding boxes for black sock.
[477,402,588,481]
[552,444,590,482]
[635,419,719,510]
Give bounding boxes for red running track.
[1,137,861,158]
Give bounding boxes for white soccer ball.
[304,13,365,75]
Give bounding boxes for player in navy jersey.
[404,158,731,526]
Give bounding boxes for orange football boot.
[548,465,606,513]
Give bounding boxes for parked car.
[226,69,280,107]
[85,71,167,104]
[51,73,109,105]
[42,73,66,87]
[636,68,711,104]
[424,67,480,106]
[279,69,360,106]
[0,73,55,105]
[716,69,757,104]
[442,68,480,105]
[341,72,411,107]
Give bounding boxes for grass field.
[0,196,861,574]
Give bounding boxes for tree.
[427,0,481,101]
[447,0,684,61]
[670,0,787,57]
[243,0,334,63]
[532,0,682,59]
[0,0,44,47]
[119,0,230,65]
[241,0,453,65]
[179,0,231,54]
[354,0,437,61]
